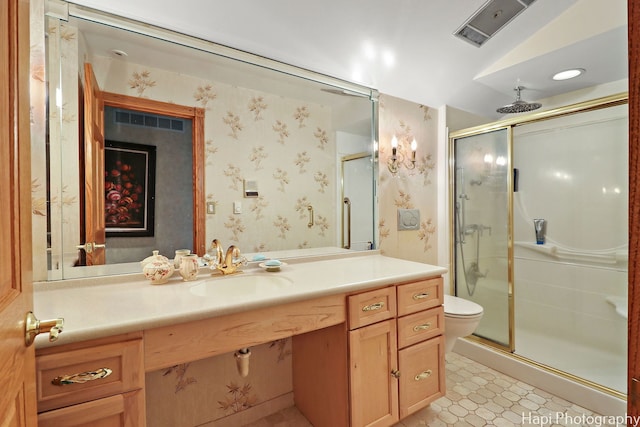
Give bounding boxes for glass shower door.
[453,128,511,348]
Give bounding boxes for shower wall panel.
[512,104,628,393]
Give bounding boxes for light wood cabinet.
[36,333,145,426]
[395,278,445,419]
[293,276,445,427]
[349,318,399,427]
[34,275,442,426]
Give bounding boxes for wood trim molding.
[102,92,206,256]
[628,0,639,417]
[193,108,206,256]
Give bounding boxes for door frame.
[100,92,206,256]
[0,0,37,424]
[627,0,639,417]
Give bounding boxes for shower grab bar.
[514,241,627,265]
[343,197,351,249]
[307,205,314,228]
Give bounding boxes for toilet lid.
[444,294,483,316]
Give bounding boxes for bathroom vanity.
[33,253,446,426]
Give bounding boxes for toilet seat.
[444,294,483,318]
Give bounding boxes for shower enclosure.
[450,93,628,397]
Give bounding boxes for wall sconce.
[388,135,417,174]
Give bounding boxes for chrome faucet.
[210,239,247,275]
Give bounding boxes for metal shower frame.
[448,92,628,356]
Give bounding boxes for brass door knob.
[25,311,64,346]
[391,369,400,379]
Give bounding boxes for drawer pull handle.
[414,369,432,381]
[412,292,430,300]
[362,302,385,312]
[52,367,113,386]
[413,322,432,332]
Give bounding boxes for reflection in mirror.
[32,2,378,281]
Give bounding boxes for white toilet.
[443,294,484,353]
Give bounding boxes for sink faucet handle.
[229,246,247,266]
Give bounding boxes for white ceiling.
[67,0,628,120]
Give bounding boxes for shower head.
[496,86,542,114]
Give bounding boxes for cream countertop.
[33,253,447,349]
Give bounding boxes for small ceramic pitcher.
[174,249,191,269]
[179,254,199,281]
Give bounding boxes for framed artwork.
[105,140,156,237]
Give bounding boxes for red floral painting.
[104,141,156,237]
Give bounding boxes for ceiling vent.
[114,109,185,132]
[454,0,537,47]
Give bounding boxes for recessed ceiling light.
[111,49,128,58]
[552,68,585,81]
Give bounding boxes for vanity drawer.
[38,389,145,427]
[36,338,144,412]
[397,306,444,349]
[348,286,397,329]
[397,277,443,316]
[398,335,445,418]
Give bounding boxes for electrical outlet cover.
[397,209,420,231]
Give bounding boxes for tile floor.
[246,352,619,427]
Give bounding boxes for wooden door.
[0,0,37,424]
[628,0,639,417]
[83,63,106,265]
[349,319,399,427]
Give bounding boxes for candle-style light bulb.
[391,135,398,159]
[410,138,417,161]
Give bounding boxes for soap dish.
[259,260,287,272]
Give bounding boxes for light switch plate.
[206,202,216,214]
[233,201,242,214]
[397,209,420,231]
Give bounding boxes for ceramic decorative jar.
[173,249,191,269]
[141,250,175,284]
[179,254,200,281]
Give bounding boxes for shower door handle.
[343,197,351,249]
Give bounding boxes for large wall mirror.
[32,1,378,281]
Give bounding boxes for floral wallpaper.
[145,339,293,426]
[377,93,439,264]
[93,56,339,255]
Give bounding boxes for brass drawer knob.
[362,302,385,312]
[413,322,432,332]
[414,369,432,381]
[412,292,430,300]
[52,367,113,386]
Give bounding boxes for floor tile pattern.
[246,352,616,426]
